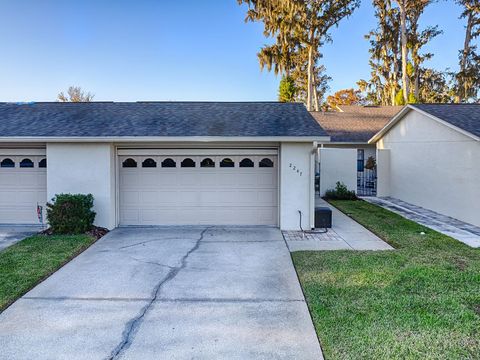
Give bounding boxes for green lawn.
[292,200,480,360]
[0,234,96,311]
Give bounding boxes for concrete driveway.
[0,226,323,360]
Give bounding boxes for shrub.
[364,156,376,170]
[46,194,96,234]
[324,182,357,200]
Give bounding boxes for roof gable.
[369,104,480,143]
[0,102,328,139]
[412,104,480,139]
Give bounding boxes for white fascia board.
[407,105,480,142]
[368,104,480,143]
[0,148,46,155]
[0,136,330,143]
[118,148,279,156]
[318,141,371,146]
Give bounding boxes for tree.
[360,0,401,106]
[395,0,410,103]
[419,68,455,103]
[455,0,480,102]
[394,0,435,103]
[407,1,441,100]
[238,0,360,110]
[57,86,94,102]
[362,0,441,105]
[327,88,364,109]
[278,75,297,102]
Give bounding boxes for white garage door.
[119,152,278,225]
[0,155,47,224]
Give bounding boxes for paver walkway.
[283,198,393,251]
[363,197,480,248]
[0,226,323,360]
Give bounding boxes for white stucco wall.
[377,110,480,227]
[46,143,116,229]
[376,149,390,197]
[318,148,357,196]
[280,142,315,230]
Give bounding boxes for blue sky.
[0,0,471,102]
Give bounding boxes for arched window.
[220,158,235,168]
[181,158,196,168]
[142,158,157,168]
[200,158,215,168]
[20,158,34,168]
[161,158,176,168]
[122,158,137,168]
[39,159,47,168]
[0,158,15,168]
[259,158,274,168]
[239,158,254,168]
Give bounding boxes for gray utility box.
[315,207,332,228]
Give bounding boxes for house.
[0,101,329,230]
[310,105,401,196]
[370,104,480,228]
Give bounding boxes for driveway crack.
[106,226,212,360]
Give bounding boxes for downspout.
[309,141,318,229]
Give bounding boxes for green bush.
[46,194,96,234]
[324,181,357,200]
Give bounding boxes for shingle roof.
[412,104,480,138]
[310,106,402,142]
[0,102,328,138]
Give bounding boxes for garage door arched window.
[39,159,47,168]
[220,158,234,167]
[161,158,176,168]
[122,158,137,168]
[142,158,157,168]
[20,158,34,168]
[239,158,254,168]
[181,158,196,168]
[259,158,274,168]
[200,158,215,168]
[0,158,15,168]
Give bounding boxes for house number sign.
[289,163,303,176]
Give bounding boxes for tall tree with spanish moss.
[359,0,401,105]
[238,0,360,110]
[455,0,480,102]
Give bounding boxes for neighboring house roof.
[310,105,402,143]
[370,104,480,143]
[0,101,328,139]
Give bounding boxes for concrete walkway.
[284,198,393,251]
[0,226,323,360]
[0,225,41,251]
[363,197,480,248]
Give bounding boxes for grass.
[292,200,480,360]
[0,234,96,311]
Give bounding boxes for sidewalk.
[283,198,393,252]
[363,197,480,248]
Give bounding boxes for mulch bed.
[40,226,109,240]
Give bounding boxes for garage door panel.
[119,153,278,226]
[139,191,160,204]
[0,155,46,224]
[120,172,137,187]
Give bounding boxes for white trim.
[0,136,330,143]
[0,148,46,156]
[117,148,278,156]
[369,105,480,143]
[319,142,374,146]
